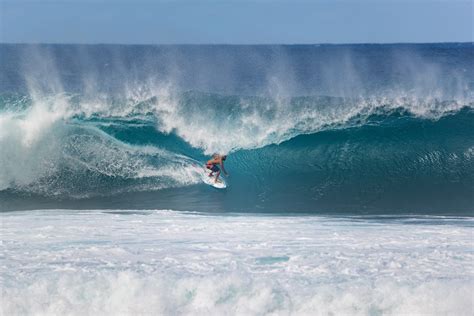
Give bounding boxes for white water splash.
[1,210,473,315]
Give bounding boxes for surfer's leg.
[211,165,220,180]
[207,164,216,177]
[214,170,221,183]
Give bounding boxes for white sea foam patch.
[1,210,473,315]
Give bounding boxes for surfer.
[206,154,229,183]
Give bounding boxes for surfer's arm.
[220,162,228,176]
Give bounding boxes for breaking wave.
[0,43,472,213]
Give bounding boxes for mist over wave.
[0,43,473,213]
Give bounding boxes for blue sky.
[0,0,472,44]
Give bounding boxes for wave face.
[0,43,473,214]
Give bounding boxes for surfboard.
[202,167,227,189]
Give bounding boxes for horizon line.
[1,41,472,46]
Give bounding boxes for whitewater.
[0,43,473,315]
[2,210,473,315]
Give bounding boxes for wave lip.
[149,92,473,154]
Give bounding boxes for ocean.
[0,43,473,315]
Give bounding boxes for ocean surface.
[0,43,473,315]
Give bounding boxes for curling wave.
[1,43,473,213]
[0,91,472,214]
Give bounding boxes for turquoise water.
[0,43,473,315]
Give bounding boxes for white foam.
[1,210,473,315]
[0,96,202,192]
[0,97,69,190]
